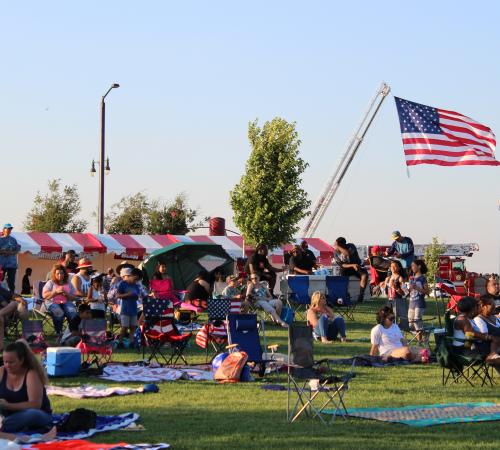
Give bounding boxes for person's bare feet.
[320,338,333,344]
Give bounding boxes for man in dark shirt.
[333,237,368,303]
[289,245,314,275]
[245,244,282,295]
[300,241,317,271]
[61,250,78,274]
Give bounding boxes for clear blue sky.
[1,1,499,272]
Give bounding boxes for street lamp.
[97,83,120,234]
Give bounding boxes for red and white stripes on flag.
[395,97,499,167]
[195,323,227,348]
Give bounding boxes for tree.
[148,193,206,235]
[105,192,149,235]
[230,118,311,248]
[25,179,88,232]
[423,236,447,286]
[105,192,204,235]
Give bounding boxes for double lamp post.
[90,83,120,234]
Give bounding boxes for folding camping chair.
[141,297,192,365]
[325,276,355,321]
[227,313,275,376]
[198,297,241,362]
[31,281,55,333]
[77,319,113,369]
[22,320,47,356]
[437,310,494,387]
[287,324,356,423]
[394,301,437,348]
[286,276,310,321]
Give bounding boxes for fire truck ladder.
[301,82,391,238]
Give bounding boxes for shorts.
[120,314,138,327]
[408,307,424,331]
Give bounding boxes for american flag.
[395,97,499,166]
[195,323,227,348]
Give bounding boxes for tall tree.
[106,192,205,235]
[230,118,310,248]
[105,192,150,234]
[24,179,88,232]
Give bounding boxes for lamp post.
[96,83,120,234]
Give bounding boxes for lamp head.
[112,83,120,88]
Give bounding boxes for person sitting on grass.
[246,275,288,327]
[184,271,211,308]
[0,341,52,434]
[370,306,421,361]
[116,268,140,349]
[60,303,92,347]
[307,291,347,343]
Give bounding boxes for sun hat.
[2,223,13,229]
[391,231,401,240]
[76,258,93,270]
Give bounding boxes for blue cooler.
[46,347,81,377]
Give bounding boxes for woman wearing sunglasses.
[370,306,420,361]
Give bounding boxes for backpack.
[57,408,97,432]
[214,351,248,383]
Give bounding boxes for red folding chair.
[77,319,113,368]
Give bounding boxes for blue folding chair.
[286,276,310,320]
[227,313,270,376]
[325,276,355,321]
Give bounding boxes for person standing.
[60,250,78,274]
[0,224,20,293]
[300,241,317,271]
[245,244,282,296]
[386,231,415,276]
[21,268,33,295]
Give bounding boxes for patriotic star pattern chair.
[287,324,356,424]
[141,297,192,365]
[77,319,113,369]
[286,276,311,321]
[325,276,355,320]
[196,298,241,361]
[22,319,47,356]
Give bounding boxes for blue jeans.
[2,409,53,433]
[314,315,346,340]
[48,302,77,334]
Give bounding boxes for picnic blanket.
[100,364,213,382]
[23,440,169,449]
[324,402,500,427]
[328,355,412,367]
[22,413,139,443]
[47,385,149,399]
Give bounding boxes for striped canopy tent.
[11,232,334,264]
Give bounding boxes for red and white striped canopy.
[12,232,334,263]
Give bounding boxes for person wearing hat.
[0,224,20,293]
[71,258,93,299]
[87,273,106,319]
[115,267,140,348]
[386,231,415,275]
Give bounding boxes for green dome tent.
[142,242,234,289]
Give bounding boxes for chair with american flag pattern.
[141,296,192,365]
[196,297,241,362]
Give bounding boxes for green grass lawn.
[36,299,499,449]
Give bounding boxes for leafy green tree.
[24,179,88,232]
[106,192,205,235]
[105,192,150,234]
[148,193,206,235]
[230,118,311,248]
[423,236,447,286]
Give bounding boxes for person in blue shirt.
[0,224,20,293]
[116,267,140,348]
[386,231,415,275]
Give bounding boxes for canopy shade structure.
[142,242,234,290]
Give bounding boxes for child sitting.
[60,303,92,347]
[87,273,106,319]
